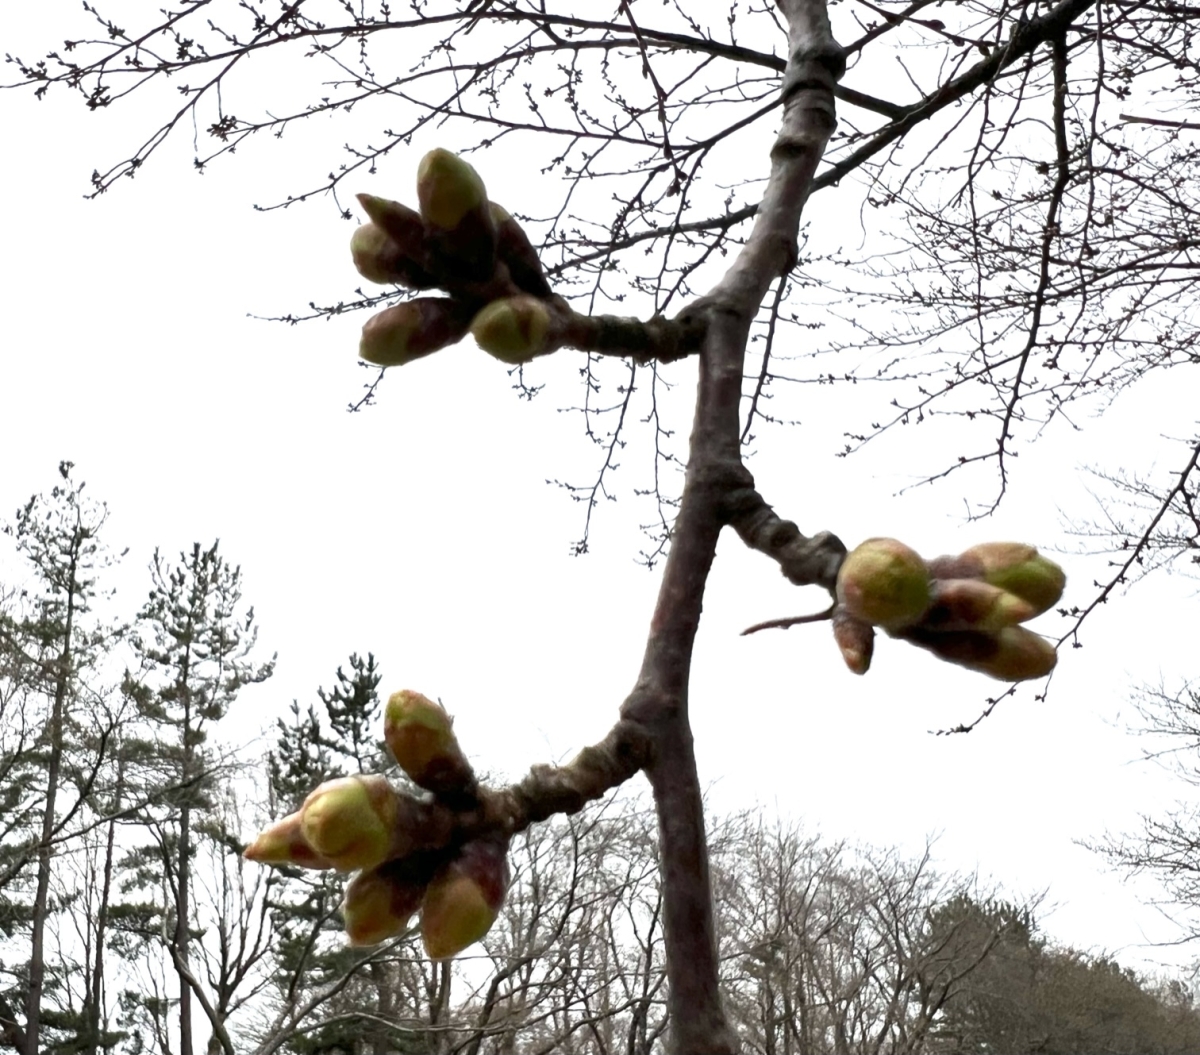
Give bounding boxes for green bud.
[421,836,510,961]
[349,219,437,290]
[359,298,471,367]
[417,149,497,282]
[832,608,874,675]
[899,625,1058,682]
[471,296,552,364]
[921,578,1037,633]
[929,542,1065,617]
[384,690,476,802]
[836,538,931,630]
[243,812,333,870]
[342,859,431,946]
[299,775,398,873]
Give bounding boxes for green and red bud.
[900,625,1058,682]
[359,298,472,367]
[243,812,333,870]
[921,578,1037,633]
[928,542,1065,616]
[836,538,931,630]
[491,202,552,298]
[420,835,510,961]
[832,607,874,675]
[417,148,497,281]
[299,775,400,873]
[384,690,476,802]
[349,217,438,291]
[342,858,433,946]
[470,296,552,364]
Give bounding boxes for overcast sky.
[2,4,1199,979]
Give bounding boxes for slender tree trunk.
[25,538,80,1055]
[176,796,194,1055]
[86,755,123,1055]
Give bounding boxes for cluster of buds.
[833,539,1065,681]
[351,148,562,368]
[244,690,510,959]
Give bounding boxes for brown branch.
[742,606,836,636]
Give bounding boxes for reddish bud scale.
[490,202,552,298]
[832,607,874,675]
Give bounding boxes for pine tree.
[0,462,124,1055]
[116,541,273,1055]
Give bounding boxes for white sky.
[3,3,1199,981]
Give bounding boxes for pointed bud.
[490,202,551,298]
[384,691,476,802]
[832,608,874,675]
[417,149,497,282]
[359,298,472,367]
[243,812,333,870]
[929,543,1065,617]
[350,220,438,290]
[421,835,510,961]
[299,775,399,873]
[357,193,424,246]
[921,578,1037,632]
[471,296,552,364]
[836,538,931,630]
[899,625,1058,682]
[342,857,435,946]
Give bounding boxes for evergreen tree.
[0,462,124,1055]
[116,541,273,1055]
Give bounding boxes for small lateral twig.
[741,605,836,636]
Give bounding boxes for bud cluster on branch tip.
[245,686,513,959]
[421,835,511,961]
[832,538,1065,681]
[384,690,477,803]
[350,148,559,370]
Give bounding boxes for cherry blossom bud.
[836,538,931,630]
[421,836,510,961]
[384,690,476,801]
[471,296,552,364]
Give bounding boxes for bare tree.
[6,0,1197,1049]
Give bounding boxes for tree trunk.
[25,535,80,1055]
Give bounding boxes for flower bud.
[899,625,1058,682]
[929,543,1065,616]
[832,608,874,675]
[470,296,552,364]
[421,836,510,961]
[491,202,551,298]
[384,690,476,802]
[921,578,1037,633]
[359,298,471,367]
[243,812,333,870]
[836,538,931,630]
[299,775,399,873]
[417,148,497,281]
[349,222,437,290]
[342,857,434,946]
